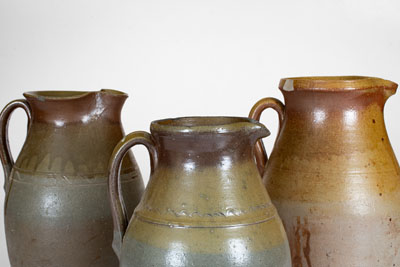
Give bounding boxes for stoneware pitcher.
[0,90,144,267]
[108,117,291,267]
[249,76,399,266]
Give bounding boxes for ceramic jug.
[0,90,144,267]
[109,117,291,267]
[249,76,400,266]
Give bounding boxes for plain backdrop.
[0,0,399,265]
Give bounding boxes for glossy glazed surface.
[109,117,291,267]
[250,76,400,266]
[0,90,144,267]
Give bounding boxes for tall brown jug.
[0,90,144,266]
[249,76,399,266]
[108,117,291,266]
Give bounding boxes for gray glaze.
[5,171,143,267]
[121,231,290,267]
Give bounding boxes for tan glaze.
[0,90,144,267]
[249,76,400,267]
[109,117,291,267]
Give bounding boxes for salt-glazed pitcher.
[109,117,291,267]
[249,76,400,266]
[0,90,144,267]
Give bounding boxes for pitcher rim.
[23,89,127,100]
[279,76,398,92]
[150,116,270,135]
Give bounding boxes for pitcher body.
[250,76,400,266]
[0,90,144,267]
[109,117,291,267]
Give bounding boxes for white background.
[0,0,399,265]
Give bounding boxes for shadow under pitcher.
[0,90,144,267]
[108,116,291,266]
[249,76,399,267]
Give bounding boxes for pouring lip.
[23,89,128,100]
[150,116,270,136]
[279,76,398,92]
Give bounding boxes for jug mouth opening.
[151,116,269,135]
[279,76,398,92]
[23,89,127,100]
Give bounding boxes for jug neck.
[150,117,269,166]
[23,89,127,126]
[280,76,397,115]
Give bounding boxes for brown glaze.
[109,117,291,267]
[249,76,400,266]
[0,90,144,267]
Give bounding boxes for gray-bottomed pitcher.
[0,90,144,267]
[109,117,291,267]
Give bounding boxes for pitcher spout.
[383,83,398,101]
[97,89,128,106]
[247,119,271,145]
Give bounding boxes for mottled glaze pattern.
[109,117,291,267]
[249,76,400,267]
[0,90,144,267]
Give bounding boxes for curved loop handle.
[249,97,285,177]
[108,131,157,259]
[0,99,32,191]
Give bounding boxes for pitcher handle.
[0,99,32,192]
[108,131,157,259]
[249,97,285,177]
